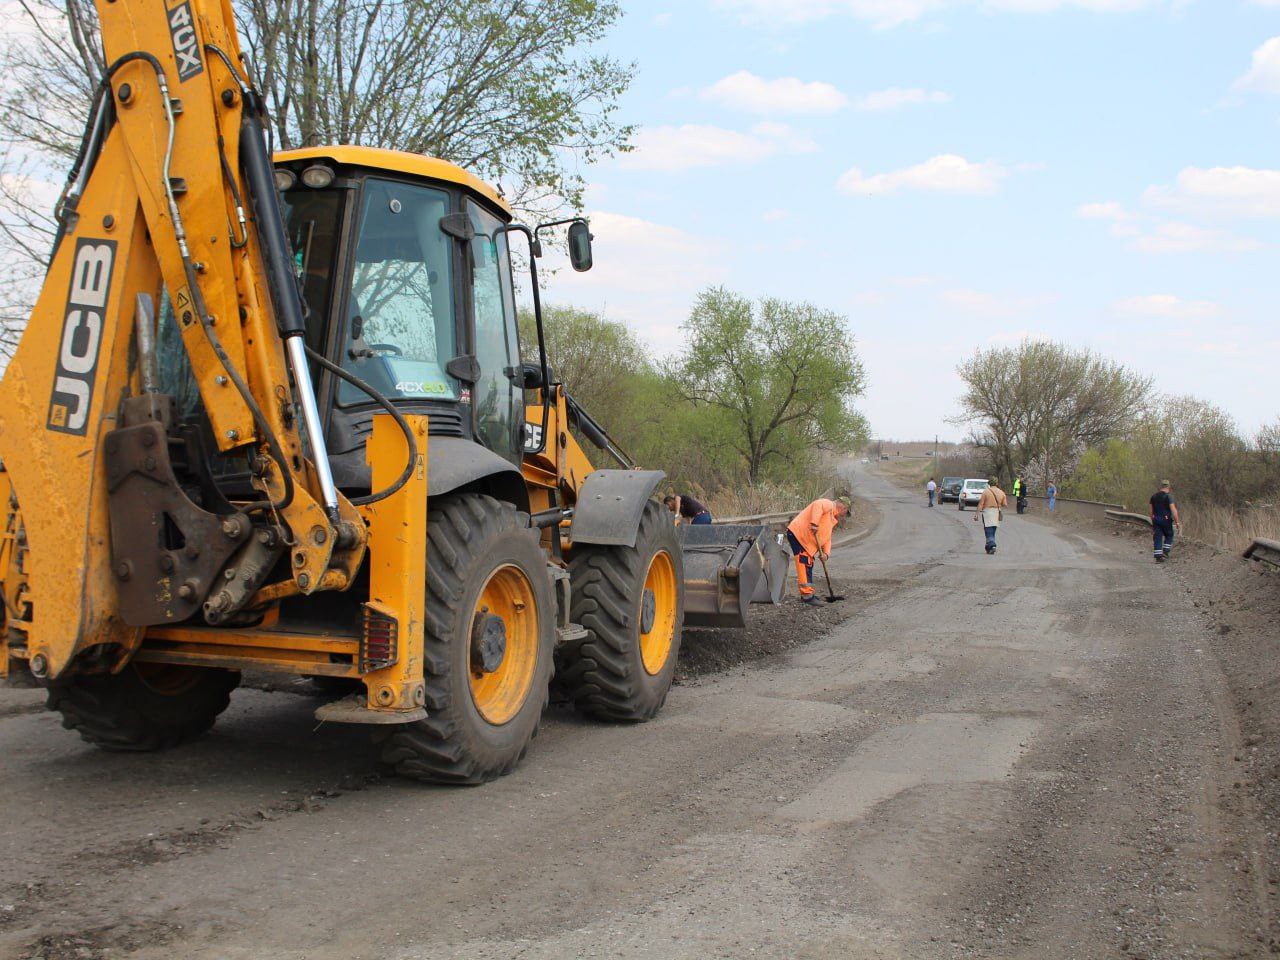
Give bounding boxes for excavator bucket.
[680,524,792,628]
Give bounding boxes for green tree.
[518,304,649,433]
[1068,439,1141,504]
[671,287,868,484]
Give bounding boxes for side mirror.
[567,220,593,272]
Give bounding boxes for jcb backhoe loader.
[0,0,709,782]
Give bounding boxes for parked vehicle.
[957,478,989,511]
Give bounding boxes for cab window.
[339,179,458,405]
[467,201,521,463]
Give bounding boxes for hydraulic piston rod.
[238,89,340,522]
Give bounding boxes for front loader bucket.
[680,524,790,628]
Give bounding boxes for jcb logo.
[47,239,116,436]
[523,422,543,452]
[167,1,203,82]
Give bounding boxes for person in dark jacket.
[1149,480,1181,562]
[664,493,712,525]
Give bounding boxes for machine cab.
[272,146,526,489]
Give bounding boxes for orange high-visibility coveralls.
[787,498,840,598]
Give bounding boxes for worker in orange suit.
[786,497,850,605]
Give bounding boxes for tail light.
[360,605,398,672]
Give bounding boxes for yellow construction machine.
[0,0,703,781]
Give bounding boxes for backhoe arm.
[0,0,365,680]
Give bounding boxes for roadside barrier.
[1105,510,1151,527]
[1020,494,1125,523]
[1244,538,1280,568]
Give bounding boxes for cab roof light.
[273,168,296,192]
[301,164,335,189]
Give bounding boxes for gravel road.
[0,462,1271,959]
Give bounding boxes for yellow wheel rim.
[640,550,678,676]
[468,564,539,726]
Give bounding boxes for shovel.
[818,556,845,603]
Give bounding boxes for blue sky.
[546,0,1280,442]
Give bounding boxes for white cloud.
[854,87,951,111]
[716,0,1165,30]
[761,208,790,222]
[1079,199,1262,252]
[1128,221,1261,254]
[700,71,848,114]
[1077,201,1133,221]
[548,212,728,352]
[1112,294,1222,320]
[1143,165,1280,218]
[837,154,1007,196]
[619,123,815,173]
[1235,36,1280,94]
[940,288,1050,318]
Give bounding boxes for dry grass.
[875,458,932,489]
[1183,503,1280,553]
[705,472,845,519]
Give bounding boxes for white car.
[957,478,989,510]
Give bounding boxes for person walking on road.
[926,477,937,508]
[664,493,713,525]
[1047,481,1057,513]
[975,478,1008,555]
[1149,480,1181,562]
[1013,475,1027,515]
[787,496,850,604]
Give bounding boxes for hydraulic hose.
[303,346,419,506]
[93,50,295,514]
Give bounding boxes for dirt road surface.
[1,463,1272,959]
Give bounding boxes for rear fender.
[427,437,529,513]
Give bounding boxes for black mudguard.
[570,469,665,548]
[425,437,529,512]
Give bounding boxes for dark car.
[939,477,963,503]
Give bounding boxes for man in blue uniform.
[1149,480,1181,562]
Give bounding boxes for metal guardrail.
[713,510,797,525]
[1244,538,1280,568]
[1032,495,1125,510]
[1105,510,1151,527]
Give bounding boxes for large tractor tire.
[47,663,239,751]
[378,494,555,784]
[561,500,684,722]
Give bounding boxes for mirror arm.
[496,223,550,457]
[532,216,587,243]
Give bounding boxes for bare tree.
[237,0,632,212]
[0,0,634,356]
[955,340,1151,484]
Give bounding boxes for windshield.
[964,480,988,490]
[339,178,458,405]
